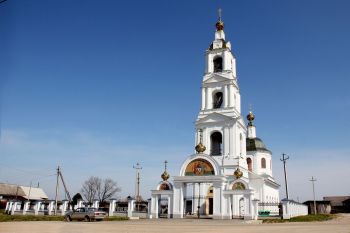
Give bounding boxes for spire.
[216,8,224,31]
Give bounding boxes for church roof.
[246,137,271,153]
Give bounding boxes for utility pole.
[133,162,142,203]
[280,153,290,200]
[54,166,60,215]
[310,176,317,215]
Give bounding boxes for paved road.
[1,214,350,233]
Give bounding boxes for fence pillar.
[11,201,20,215]
[92,199,99,209]
[48,200,55,215]
[252,199,259,220]
[109,199,116,216]
[34,201,42,215]
[22,201,30,215]
[61,200,69,216]
[6,201,13,214]
[282,200,290,219]
[127,198,135,218]
[77,199,83,208]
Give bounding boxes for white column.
[173,182,184,218]
[223,126,229,156]
[222,51,227,70]
[224,85,228,108]
[151,194,159,219]
[213,182,223,219]
[205,88,209,109]
[167,195,173,218]
[228,85,233,107]
[243,194,253,220]
[201,87,205,110]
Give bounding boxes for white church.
[150,13,280,220]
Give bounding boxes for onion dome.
[247,111,255,126]
[234,167,243,179]
[216,20,224,31]
[195,129,206,153]
[195,142,206,153]
[161,160,170,181]
[161,171,170,181]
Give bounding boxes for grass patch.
[0,213,64,222]
[263,214,336,223]
[105,216,129,221]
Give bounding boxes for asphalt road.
[1,214,349,233]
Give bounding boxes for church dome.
[246,137,271,153]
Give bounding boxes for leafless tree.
[97,178,121,203]
[81,176,121,204]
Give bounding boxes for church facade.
[150,14,280,220]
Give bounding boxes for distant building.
[0,183,48,209]
[303,200,331,214]
[323,196,350,213]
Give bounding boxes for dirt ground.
[1,214,350,233]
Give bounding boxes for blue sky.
[0,0,349,202]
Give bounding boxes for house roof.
[0,183,48,200]
[323,196,350,206]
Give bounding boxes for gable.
[204,74,230,84]
[196,112,234,125]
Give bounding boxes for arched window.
[261,158,266,168]
[213,57,223,72]
[210,132,222,155]
[247,158,252,172]
[213,92,223,108]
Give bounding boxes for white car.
[65,207,107,222]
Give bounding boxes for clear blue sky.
[0,0,349,202]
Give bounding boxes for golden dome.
[216,20,224,31]
[195,142,206,153]
[247,111,255,125]
[234,168,243,179]
[161,171,170,181]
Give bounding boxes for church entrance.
[208,198,213,215]
[239,197,245,217]
[206,186,213,215]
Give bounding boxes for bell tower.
[195,10,247,173]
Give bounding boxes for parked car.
[65,207,107,222]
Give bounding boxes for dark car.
[65,207,107,222]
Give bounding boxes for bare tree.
[97,178,121,203]
[81,176,121,204]
[81,176,100,204]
